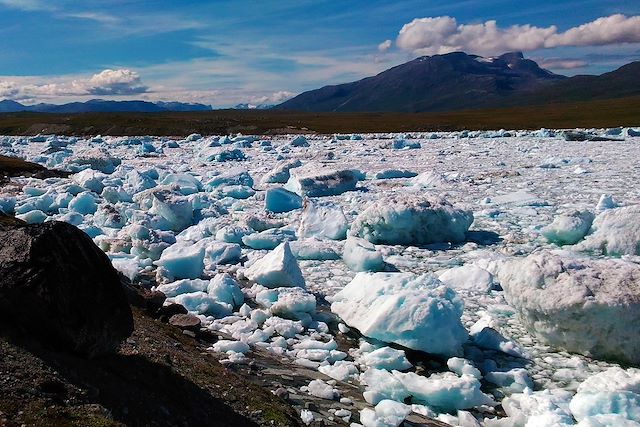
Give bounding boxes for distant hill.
[0,99,212,113]
[275,52,640,113]
[494,61,640,107]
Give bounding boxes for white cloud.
[0,69,149,102]
[395,14,640,57]
[378,39,392,52]
[248,91,294,105]
[85,69,148,95]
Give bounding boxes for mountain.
[0,99,212,113]
[0,100,30,113]
[276,52,568,113]
[494,61,640,107]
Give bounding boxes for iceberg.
[244,241,305,288]
[284,165,360,197]
[331,272,468,357]
[350,196,473,245]
[297,200,348,240]
[497,250,640,364]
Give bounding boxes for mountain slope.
[495,61,640,107]
[0,99,212,113]
[276,52,567,113]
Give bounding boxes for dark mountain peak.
[498,52,525,62]
[276,51,567,113]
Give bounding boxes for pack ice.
[3,128,640,427]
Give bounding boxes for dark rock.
[169,314,201,332]
[159,302,188,317]
[0,212,25,227]
[0,221,133,357]
[120,276,166,314]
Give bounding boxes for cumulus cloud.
[0,69,149,102]
[85,69,148,95]
[378,39,392,53]
[248,90,295,105]
[395,14,640,57]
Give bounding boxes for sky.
[0,0,639,107]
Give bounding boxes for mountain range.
[0,99,212,113]
[275,52,640,113]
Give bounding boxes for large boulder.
[350,196,473,245]
[0,221,133,357]
[496,250,640,364]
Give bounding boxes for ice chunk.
[397,371,494,411]
[570,367,640,423]
[359,400,411,427]
[575,205,640,255]
[410,171,449,188]
[173,291,233,317]
[331,272,468,357]
[362,347,412,371]
[577,415,640,427]
[391,139,421,150]
[300,410,314,425]
[494,389,574,427]
[297,200,348,240]
[289,135,309,147]
[289,239,340,260]
[260,159,302,184]
[485,368,533,394]
[160,173,202,195]
[244,241,305,288]
[155,242,205,280]
[205,241,242,267]
[438,264,495,293]
[373,169,418,180]
[284,165,360,197]
[256,286,316,320]
[241,228,296,250]
[156,278,209,297]
[542,210,595,245]
[264,187,302,213]
[350,196,473,245]
[596,194,618,211]
[125,170,156,194]
[68,147,120,173]
[319,361,359,381]
[207,273,244,310]
[306,379,336,400]
[497,250,640,364]
[447,358,481,379]
[219,185,255,199]
[205,168,253,189]
[360,368,493,411]
[68,191,98,215]
[343,236,385,272]
[490,190,547,207]
[16,209,47,224]
[72,169,107,193]
[212,340,250,354]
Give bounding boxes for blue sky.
[0,0,639,107]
